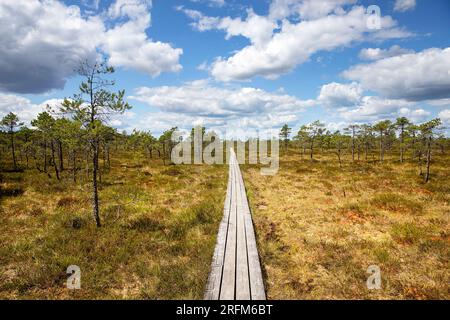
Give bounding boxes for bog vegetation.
[0,62,448,299]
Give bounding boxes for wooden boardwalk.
[204,149,266,300]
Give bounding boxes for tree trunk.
[44,140,48,173]
[107,144,111,169]
[92,140,101,227]
[148,146,153,159]
[72,151,77,183]
[400,126,404,163]
[337,149,342,167]
[162,143,166,165]
[51,140,60,180]
[25,149,29,169]
[425,137,432,183]
[10,131,17,169]
[379,132,384,162]
[418,151,423,176]
[58,140,64,171]
[351,132,355,162]
[411,136,416,160]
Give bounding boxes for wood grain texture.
[205,149,266,300]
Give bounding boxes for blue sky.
[0,0,449,136]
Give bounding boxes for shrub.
[371,193,423,214]
[57,196,80,208]
[125,216,165,232]
[391,223,426,244]
[162,167,183,176]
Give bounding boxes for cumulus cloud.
[0,0,182,94]
[359,45,414,61]
[103,0,182,76]
[337,96,429,122]
[129,79,315,116]
[317,81,434,123]
[398,107,431,122]
[343,47,450,101]
[177,7,276,47]
[439,109,450,125]
[0,0,103,93]
[127,80,316,134]
[318,82,362,107]
[189,0,226,7]
[0,93,61,124]
[269,0,357,20]
[0,93,137,130]
[394,0,416,12]
[127,110,296,138]
[182,3,411,81]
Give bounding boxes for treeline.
[0,113,176,174]
[280,118,448,182]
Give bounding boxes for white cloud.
[178,7,276,47]
[215,10,277,47]
[129,79,315,116]
[439,109,450,125]
[179,7,221,31]
[269,0,357,20]
[398,107,431,122]
[359,45,414,61]
[182,4,411,81]
[318,82,362,107]
[394,0,416,12]
[127,80,316,134]
[0,93,137,130]
[317,80,435,123]
[103,0,183,77]
[189,0,226,8]
[0,93,62,125]
[127,110,296,138]
[0,0,104,93]
[0,0,182,94]
[337,96,418,122]
[343,47,450,101]
[427,99,450,107]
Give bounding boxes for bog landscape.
[0,0,449,301]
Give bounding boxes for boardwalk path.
[204,149,266,300]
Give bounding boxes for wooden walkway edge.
[204,149,266,300]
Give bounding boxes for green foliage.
[1,112,23,132]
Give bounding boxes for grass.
[1,147,448,300]
[243,150,449,300]
[0,151,226,299]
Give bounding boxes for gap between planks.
[204,149,265,300]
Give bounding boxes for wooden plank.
[235,152,251,300]
[205,148,266,300]
[235,154,266,300]
[204,161,233,300]
[219,154,238,300]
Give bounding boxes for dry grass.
[0,151,226,299]
[1,146,448,300]
[243,150,449,300]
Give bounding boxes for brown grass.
[0,151,226,299]
[244,150,449,300]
